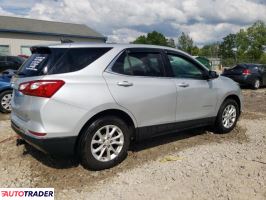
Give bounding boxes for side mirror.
[207,71,219,79]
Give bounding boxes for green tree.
[246,21,266,62]
[259,53,266,64]
[191,46,200,55]
[235,29,249,62]
[219,21,266,66]
[133,31,169,46]
[219,34,237,65]
[133,35,147,44]
[177,32,194,54]
[198,43,220,58]
[167,38,176,48]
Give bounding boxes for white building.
[0,15,106,56]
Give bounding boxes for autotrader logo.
[0,188,54,200]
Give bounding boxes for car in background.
[0,69,15,113]
[222,63,266,89]
[193,56,212,70]
[18,54,30,59]
[0,56,25,73]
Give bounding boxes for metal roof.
[35,42,190,56]
[0,15,106,41]
[41,42,184,51]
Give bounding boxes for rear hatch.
[11,47,68,121]
[11,46,112,121]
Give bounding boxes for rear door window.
[17,47,111,77]
[112,51,165,77]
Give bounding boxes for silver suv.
[11,43,242,170]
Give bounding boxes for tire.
[0,90,12,113]
[79,116,131,170]
[215,99,240,134]
[252,79,260,90]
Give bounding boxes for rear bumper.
[11,120,77,157]
[222,74,255,85]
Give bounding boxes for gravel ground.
[0,88,265,200]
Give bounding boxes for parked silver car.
[11,43,242,170]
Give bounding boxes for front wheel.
[79,116,130,170]
[215,99,240,134]
[0,90,12,113]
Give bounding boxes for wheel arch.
[75,108,136,154]
[223,94,241,113]
[0,87,12,94]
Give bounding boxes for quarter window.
[50,48,111,74]
[112,51,165,77]
[167,54,203,79]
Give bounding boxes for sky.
[0,0,265,46]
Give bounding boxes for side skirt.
[135,117,216,141]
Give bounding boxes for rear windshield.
[17,47,112,77]
[233,64,261,70]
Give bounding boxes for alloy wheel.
[1,93,12,111]
[222,104,237,129]
[91,125,124,162]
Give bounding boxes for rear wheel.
[215,99,240,134]
[0,90,12,113]
[253,79,260,89]
[79,116,130,170]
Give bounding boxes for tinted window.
[0,56,5,62]
[7,56,25,65]
[49,48,111,74]
[245,64,258,70]
[111,52,132,75]
[17,47,111,77]
[168,54,203,79]
[17,48,66,77]
[232,65,245,69]
[112,51,165,77]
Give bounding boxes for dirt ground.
[0,88,265,200]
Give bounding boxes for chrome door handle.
[117,81,133,87]
[178,82,189,87]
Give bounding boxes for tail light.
[19,80,65,98]
[242,69,251,75]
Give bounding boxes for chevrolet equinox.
[11,43,242,170]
